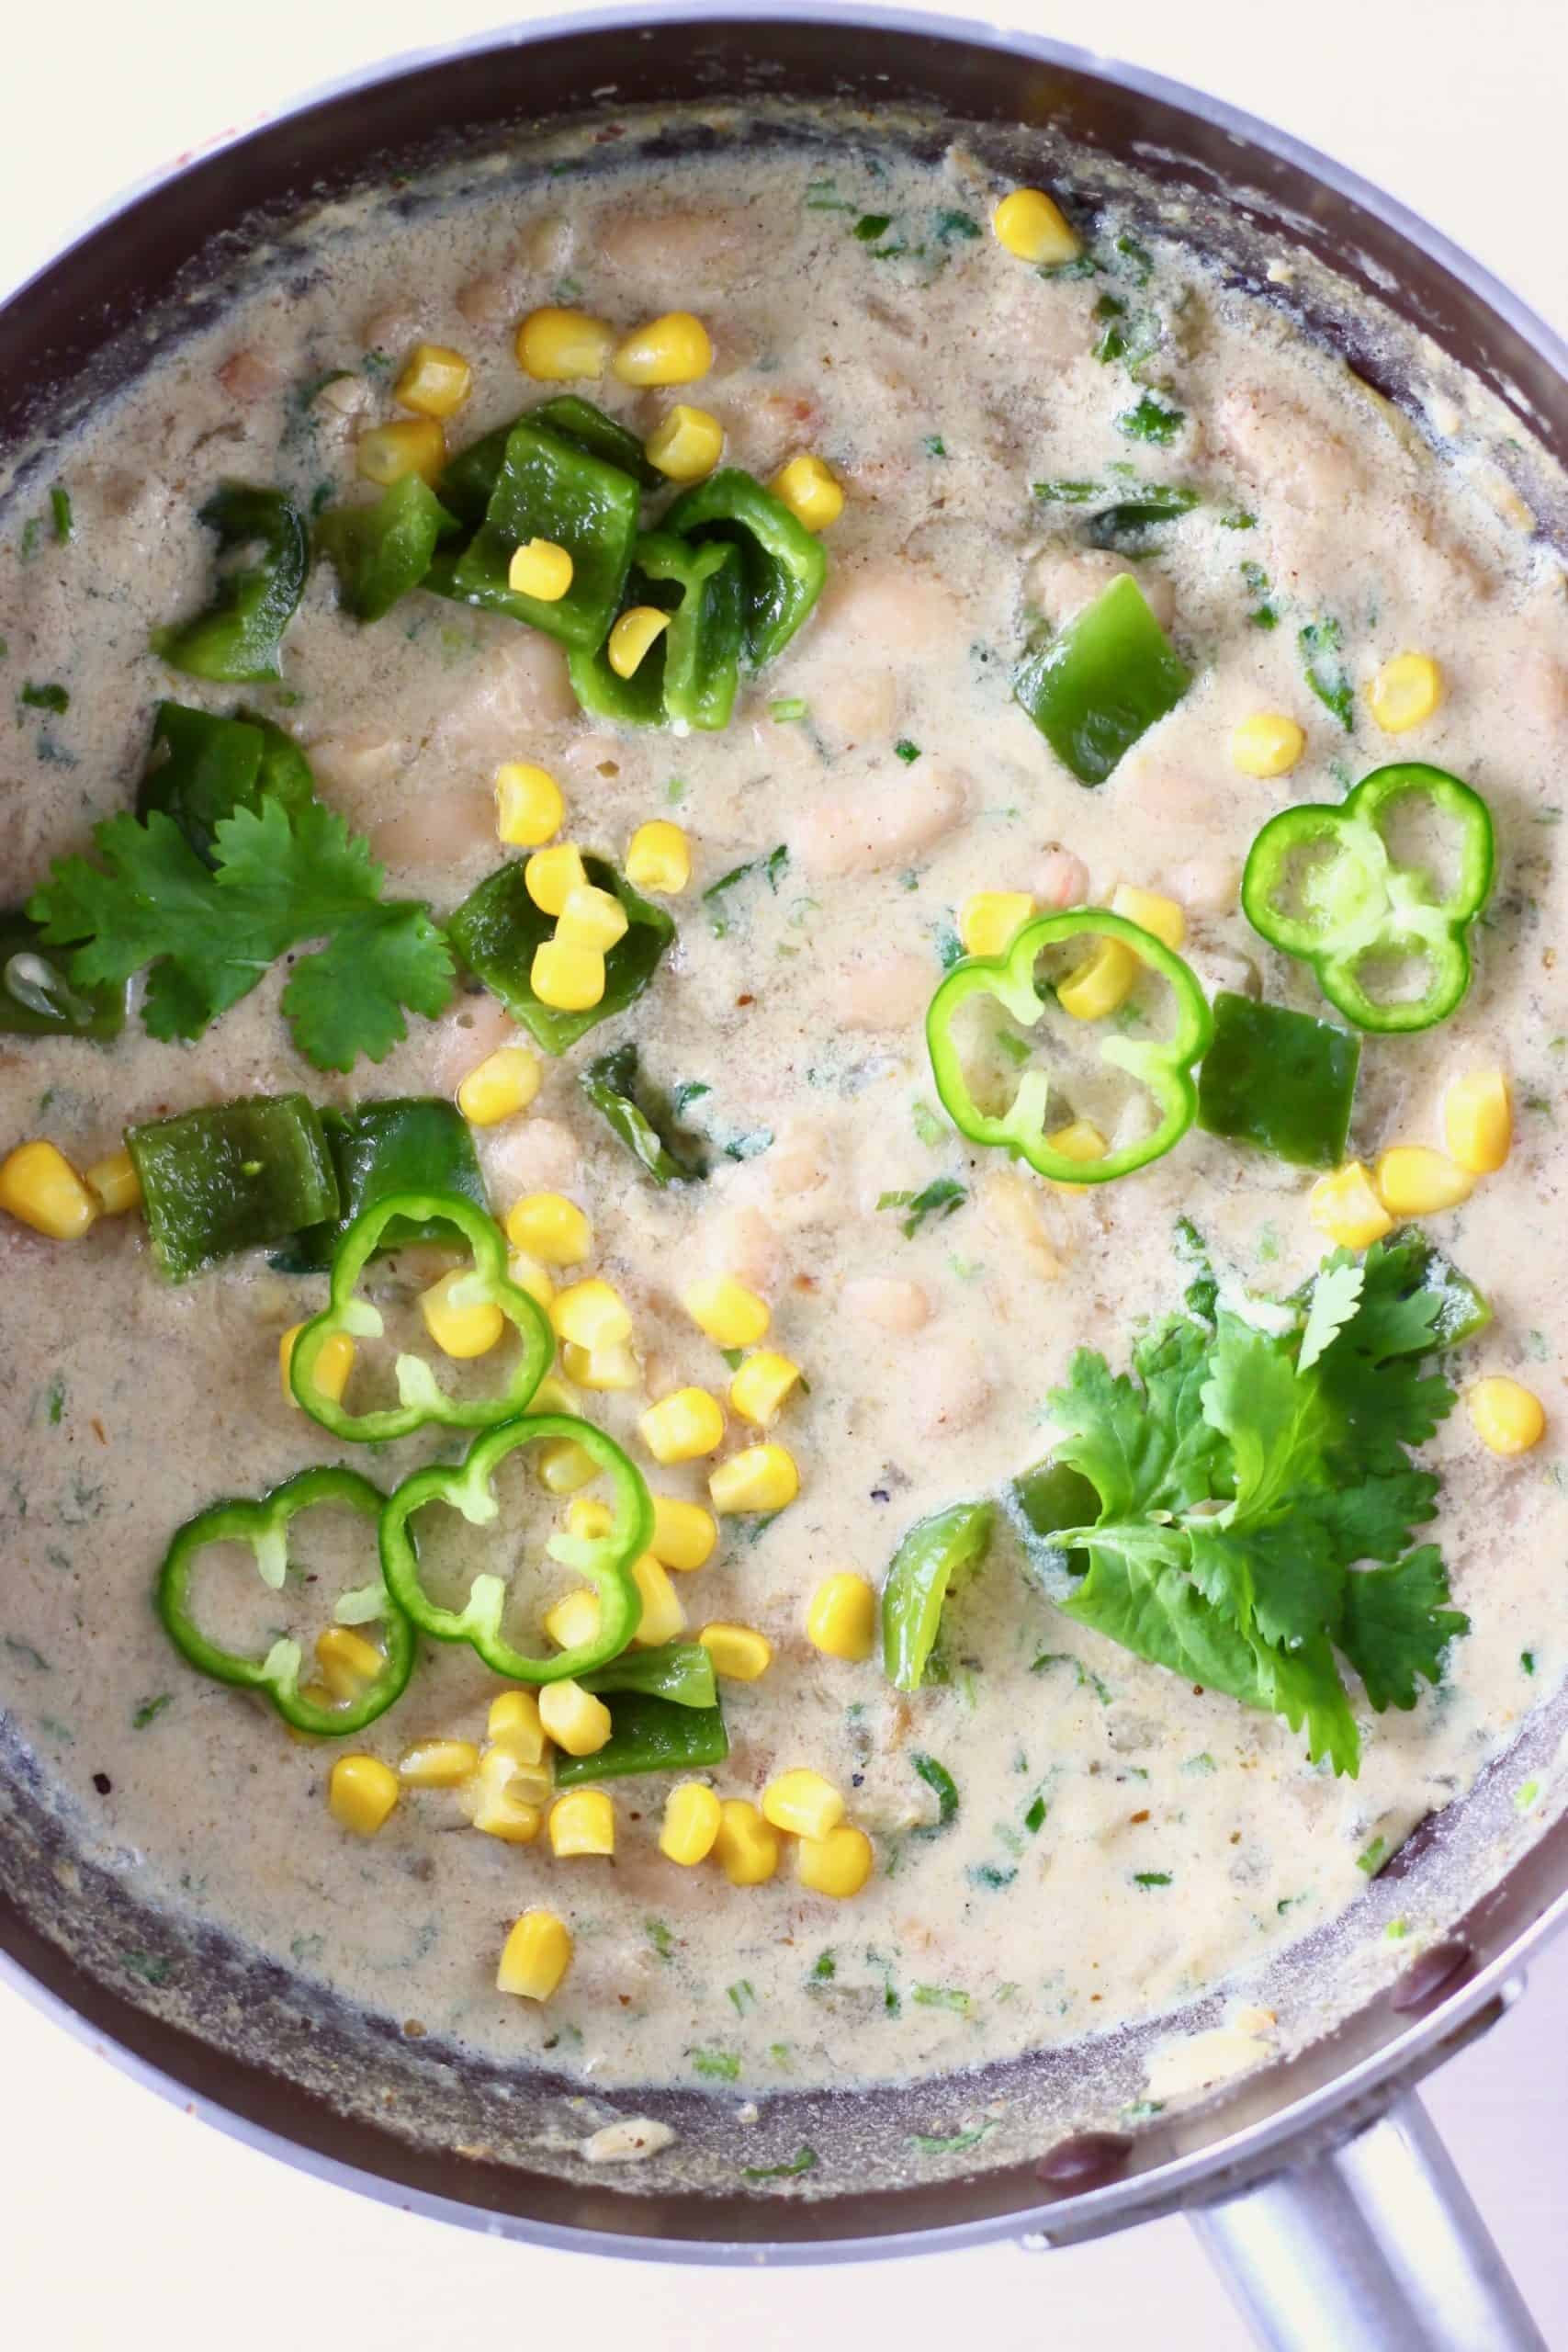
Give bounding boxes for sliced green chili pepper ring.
[925,909,1213,1183]
[156,1465,413,1736]
[1241,763,1495,1035]
[378,1412,652,1682]
[289,1190,553,1442]
[881,1500,995,1692]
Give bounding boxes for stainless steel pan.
[4,14,1565,2345]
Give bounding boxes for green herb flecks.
[742,2145,819,2180]
[909,2118,995,2156]
[911,1984,973,2016]
[704,843,788,938]
[132,1694,175,1728]
[910,1752,959,1836]
[1116,391,1185,445]
[1299,616,1356,732]
[646,1917,677,1961]
[895,738,922,763]
[877,1178,966,1238]
[51,486,73,545]
[20,682,70,715]
[691,2048,741,2082]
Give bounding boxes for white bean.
[480,1116,580,1194]
[907,1340,992,1439]
[455,270,519,329]
[843,1276,931,1332]
[592,207,742,280]
[429,996,519,1093]
[1168,851,1241,917]
[790,764,967,878]
[216,348,281,403]
[818,557,956,660]
[306,731,401,814]
[718,1205,786,1293]
[1027,548,1175,632]
[839,953,932,1034]
[369,789,496,871]
[1035,846,1089,909]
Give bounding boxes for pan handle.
[1190,2089,1547,2351]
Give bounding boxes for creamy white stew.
[2,130,1566,2121]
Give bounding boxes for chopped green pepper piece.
[662,468,827,669]
[439,399,660,524]
[289,1190,551,1442]
[436,421,639,650]
[1197,992,1361,1170]
[1241,763,1495,1034]
[446,854,674,1055]
[0,909,126,1038]
[555,1690,730,1787]
[925,909,1213,1183]
[579,1043,709,1184]
[156,1466,412,1736]
[582,1640,718,1709]
[568,529,745,729]
[151,484,308,682]
[315,474,458,621]
[881,1500,994,1691]
[1006,1459,1100,1581]
[127,1094,339,1282]
[378,1411,650,1681]
[276,1097,489,1272]
[1014,574,1190,785]
[137,702,315,868]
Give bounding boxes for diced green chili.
[582,1640,718,1709]
[439,399,660,524]
[1083,483,1200,552]
[136,702,315,868]
[156,1466,412,1736]
[662,469,827,669]
[579,1043,709,1183]
[555,1690,730,1787]
[435,421,639,650]
[315,474,457,621]
[0,910,126,1038]
[151,484,308,682]
[1014,574,1190,785]
[446,855,674,1054]
[127,1094,339,1281]
[568,529,745,729]
[910,1752,960,1834]
[881,1501,994,1691]
[276,1097,489,1272]
[1197,992,1361,1169]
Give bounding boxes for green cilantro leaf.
[1299,1257,1364,1371]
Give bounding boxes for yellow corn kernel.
[457,1044,541,1126]
[280,1323,355,1410]
[1056,940,1136,1022]
[807,1573,876,1663]
[530,1372,579,1417]
[682,1273,771,1351]
[505,1191,592,1265]
[796,1823,874,1900]
[1046,1119,1109,1170]
[660,1780,721,1865]
[566,1498,615,1543]
[709,1442,799,1514]
[612,311,713,386]
[355,417,445,486]
[85,1147,141,1216]
[1374,1146,1474,1217]
[959,890,1035,959]
[525,841,588,917]
[769,452,844,533]
[543,1588,603,1651]
[1369,652,1445,734]
[515,305,615,381]
[563,1340,641,1392]
[549,1789,615,1859]
[698,1622,773,1681]
[1309,1161,1395,1251]
[314,1626,384,1702]
[625,819,691,896]
[728,1351,803,1427]
[761,1768,845,1841]
[328,1754,399,1837]
[551,1277,632,1351]
[713,1797,780,1886]
[1231,712,1306,778]
[992,187,1080,266]
[607,605,671,679]
[470,1746,549,1840]
[398,1737,480,1788]
[640,1387,726,1464]
[0,1141,96,1239]
[1110,883,1186,950]
[1444,1070,1512,1174]
[1468,1375,1546,1457]
[508,536,574,601]
[646,403,724,482]
[536,1438,601,1495]
[394,341,472,419]
[556,883,630,953]
[649,1494,717,1572]
[497,1907,572,2000]
[488,1688,545,1764]
[507,1251,555,1312]
[538,1678,613,1757]
[631,1553,687,1647]
[419,1267,504,1360]
[494,761,564,848]
[531,937,605,1012]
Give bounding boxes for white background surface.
[3,2,1566,2345]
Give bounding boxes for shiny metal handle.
[1190,2090,1547,2351]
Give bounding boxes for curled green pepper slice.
[662,468,826,669]
[151,484,308,683]
[156,1465,413,1736]
[925,909,1213,1183]
[568,530,744,730]
[315,474,458,621]
[288,1190,552,1442]
[881,1500,995,1692]
[1241,763,1495,1035]
[378,1411,652,1682]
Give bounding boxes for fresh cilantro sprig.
[29,797,453,1073]
[1034,1238,1472,1776]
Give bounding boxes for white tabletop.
[3,3,1565,2344]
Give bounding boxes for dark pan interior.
[4,11,1567,2256]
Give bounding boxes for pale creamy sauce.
[3,132,1567,2105]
